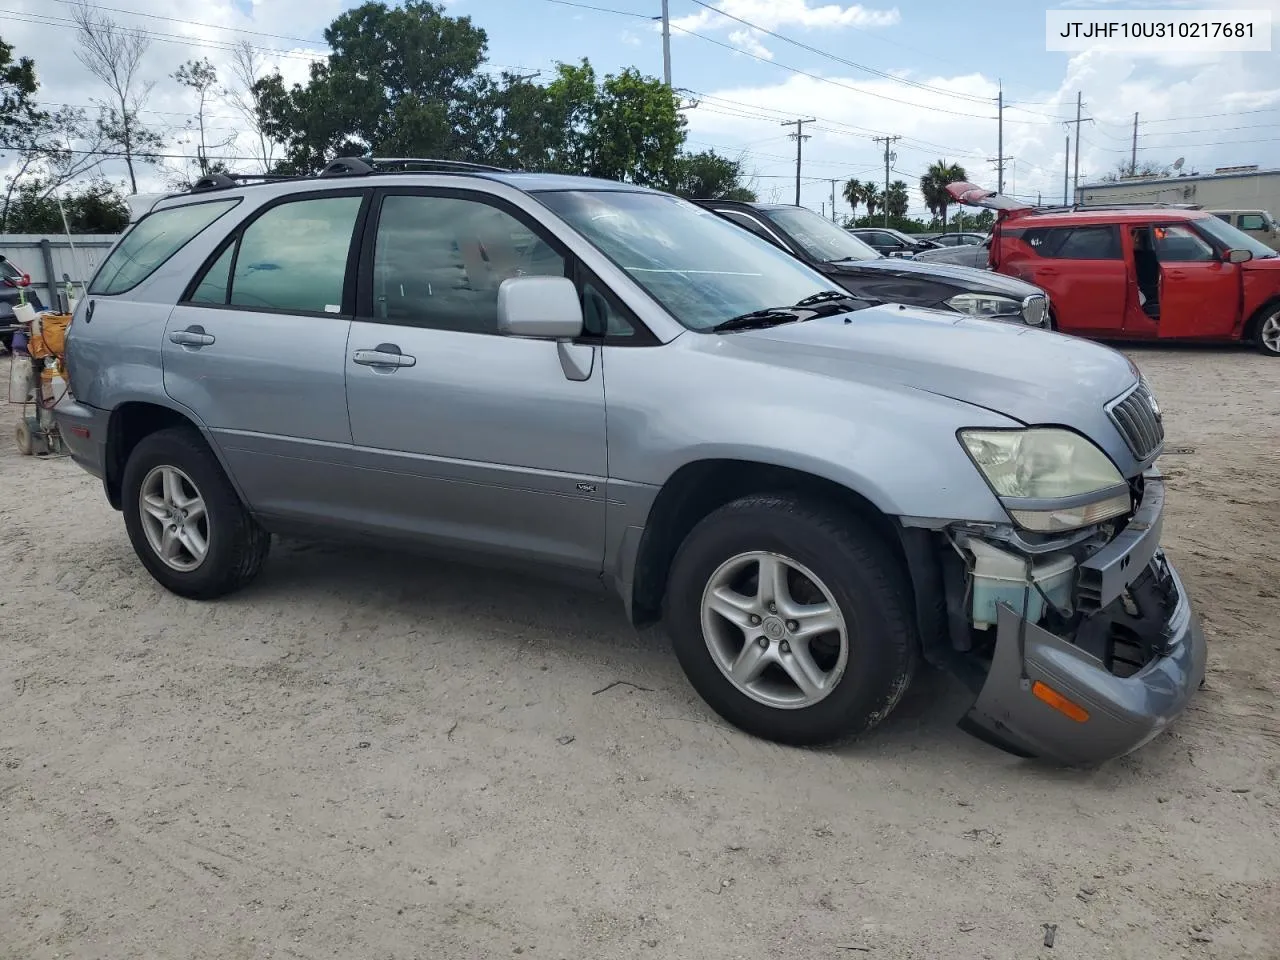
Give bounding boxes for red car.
[947,182,1280,357]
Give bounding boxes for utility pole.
[660,0,671,87]
[1130,111,1138,177]
[782,118,815,206]
[1063,135,1070,205]
[1071,91,1082,201]
[996,80,1004,194]
[873,134,900,227]
[829,179,838,221]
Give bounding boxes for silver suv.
[55,158,1205,765]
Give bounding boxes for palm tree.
[841,178,863,219]
[862,180,881,219]
[919,160,966,232]
[886,180,910,219]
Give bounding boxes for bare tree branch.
[224,39,277,173]
[70,0,162,193]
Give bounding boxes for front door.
[343,188,608,572]
[1149,223,1241,339]
[163,190,369,519]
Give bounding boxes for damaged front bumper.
[954,471,1207,766]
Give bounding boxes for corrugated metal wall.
[0,235,119,310]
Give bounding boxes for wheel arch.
[104,400,241,510]
[628,458,915,630]
[1243,295,1280,342]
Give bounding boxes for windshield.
[0,258,21,281]
[1194,214,1277,258]
[536,190,840,331]
[764,206,882,262]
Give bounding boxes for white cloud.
[687,40,1280,217]
[671,0,900,34]
[727,29,774,60]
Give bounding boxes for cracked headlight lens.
[959,428,1131,532]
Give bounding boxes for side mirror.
[497,276,584,340]
[1225,248,1253,264]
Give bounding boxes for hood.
[716,306,1139,462]
[831,256,1041,297]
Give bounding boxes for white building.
[1075,165,1280,215]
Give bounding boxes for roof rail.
[1033,201,1203,214]
[368,157,512,173]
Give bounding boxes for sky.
[4,0,1280,219]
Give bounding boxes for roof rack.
[367,157,512,173]
[185,155,512,195]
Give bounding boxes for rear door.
[342,187,608,572]
[1006,224,1126,334]
[163,189,369,520]
[1151,222,1241,339]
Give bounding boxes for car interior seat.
[1131,228,1160,319]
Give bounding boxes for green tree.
[841,178,863,219]
[919,159,967,231]
[584,67,686,186]
[259,1,490,173]
[886,179,909,219]
[0,34,39,149]
[670,150,755,200]
[2,177,129,233]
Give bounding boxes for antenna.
[1173,157,1185,171]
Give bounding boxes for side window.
[371,194,566,333]
[581,280,636,339]
[1238,214,1267,231]
[190,242,234,304]
[90,199,239,295]
[1153,224,1216,262]
[230,196,363,313]
[1026,225,1120,260]
[1213,213,1231,223]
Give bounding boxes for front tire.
[1253,305,1280,357]
[121,427,270,599]
[664,495,918,746]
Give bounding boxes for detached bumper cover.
[959,473,1207,766]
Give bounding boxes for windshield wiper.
[712,309,807,333]
[794,290,863,306]
[713,293,872,332]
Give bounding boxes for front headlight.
[959,428,1131,532]
[945,292,1022,317]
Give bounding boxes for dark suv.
[1,255,44,349]
[698,200,1049,328]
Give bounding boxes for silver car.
[54,159,1205,765]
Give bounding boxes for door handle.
[1166,270,1186,279]
[169,326,215,347]
[353,343,416,368]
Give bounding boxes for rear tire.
[664,494,917,746]
[1253,305,1280,357]
[121,427,270,599]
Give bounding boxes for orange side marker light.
[1031,681,1090,723]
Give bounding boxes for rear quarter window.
[89,198,240,296]
[1014,224,1121,260]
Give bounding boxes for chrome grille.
[1020,295,1048,327]
[1108,379,1165,460]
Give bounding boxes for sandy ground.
[1,345,1278,960]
